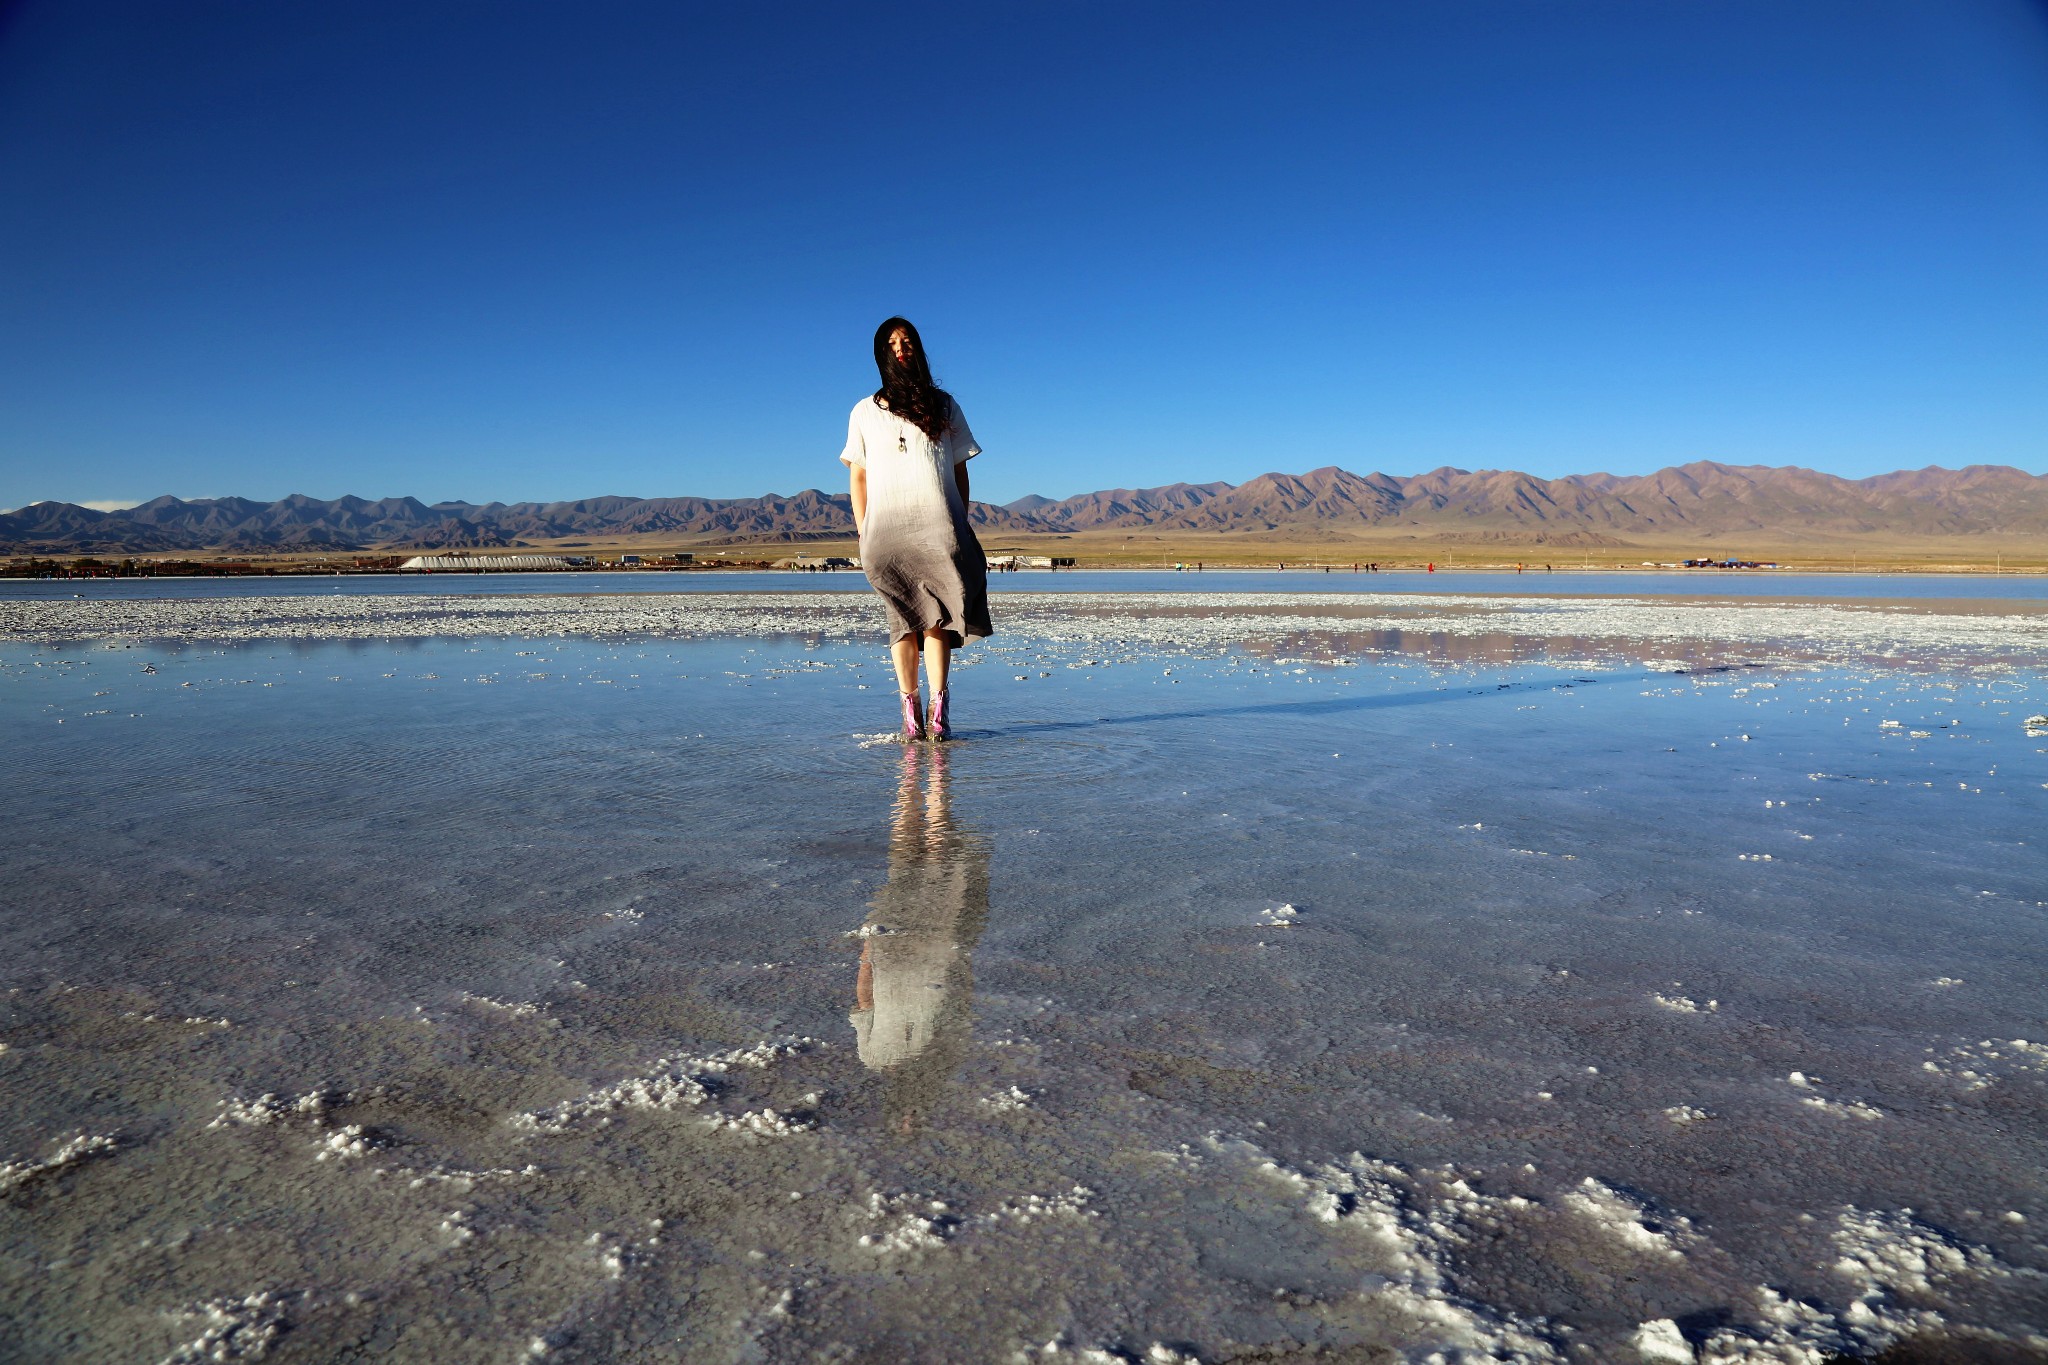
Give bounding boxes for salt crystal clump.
[859,1184,1094,1256]
[858,1192,954,1253]
[398,1162,543,1190]
[1563,1177,1700,1260]
[704,1108,814,1138]
[1632,1318,1693,1363]
[1234,1139,1558,1359]
[1664,1105,1713,1123]
[1256,904,1299,927]
[1651,994,1718,1014]
[578,1232,634,1280]
[0,1132,117,1194]
[979,1086,1034,1112]
[158,1290,300,1365]
[1801,1096,1884,1121]
[460,992,543,1017]
[206,1089,347,1131]
[1918,1037,2047,1092]
[1832,1207,1996,1297]
[313,1124,382,1161]
[985,1186,1095,1226]
[1685,1206,2044,1359]
[1026,1344,1189,1364]
[514,1038,815,1132]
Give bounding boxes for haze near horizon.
[2,0,2045,510]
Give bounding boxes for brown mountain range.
[4,462,2045,555]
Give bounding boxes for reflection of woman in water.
[850,743,990,1131]
[840,317,992,742]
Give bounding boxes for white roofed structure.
[398,554,577,571]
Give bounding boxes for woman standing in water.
[841,317,992,741]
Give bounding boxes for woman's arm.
[849,464,869,537]
[953,459,969,507]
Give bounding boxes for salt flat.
[5,586,2048,661]
[1,590,2044,1363]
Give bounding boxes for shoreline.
[8,589,2046,667]
[8,562,2048,585]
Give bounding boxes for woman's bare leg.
[921,630,951,695]
[890,634,920,696]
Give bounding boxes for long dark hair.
[872,317,954,443]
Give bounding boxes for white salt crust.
[206,1089,346,1130]
[1224,1135,2045,1364]
[1799,1096,1884,1121]
[0,1131,117,1194]
[1021,1344,1199,1363]
[1922,1037,2048,1091]
[8,590,2046,666]
[204,1089,388,1162]
[703,1107,814,1138]
[1672,1208,2044,1362]
[978,1085,1035,1112]
[1232,1138,1562,1361]
[511,1038,817,1133]
[459,992,544,1017]
[156,1290,300,1365]
[1563,1177,1701,1260]
[1645,1208,2046,1362]
[858,1184,1097,1253]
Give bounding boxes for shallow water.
[2,607,2045,1362]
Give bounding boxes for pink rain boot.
[901,692,926,742]
[929,690,952,741]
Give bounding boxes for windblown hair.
[872,317,954,443]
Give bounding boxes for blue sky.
[2,0,2045,509]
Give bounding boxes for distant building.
[398,554,577,571]
[988,555,1074,569]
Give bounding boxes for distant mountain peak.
[5,463,2045,553]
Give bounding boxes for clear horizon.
[3,1,2045,510]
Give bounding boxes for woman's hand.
[849,465,868,538]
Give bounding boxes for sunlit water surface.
[2,620,2044,1362]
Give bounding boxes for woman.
[841,317,992,740]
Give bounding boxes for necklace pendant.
[898,434,907,452]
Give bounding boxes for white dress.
[839,395,992,644]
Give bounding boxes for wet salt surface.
[6,588,2048,666]
[2,600,2045,1362]
[7,566,2048,604]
